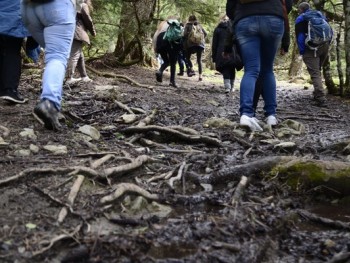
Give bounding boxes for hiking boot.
[240,115,263,132]
[177,72,184,76]
[33,99,61,131]
[155,71,163,82]
[169,82,178,88]
[187,69,195,77]
[265,115,278,126]
[1,90,28,104]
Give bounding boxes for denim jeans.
[21,0,76,110]
[235,15,284,117]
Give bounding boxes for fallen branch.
[122,125,222,146]
[58,175,85,223]
[100,183,159,205]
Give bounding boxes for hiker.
[21,0,81,131]
[177,22,189,76]
[153,17,183,88]
[295,2,332,107]
[66,0,96,85]
[212,14,236,93]
[226,0,293,131]
[183,15,207,81]
[0,0,30,104]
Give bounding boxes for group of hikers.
[0,0,332,133]
[154,1,333,132]
[0,0,95,131]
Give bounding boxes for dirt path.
[0,64,349,262]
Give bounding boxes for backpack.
[188,24,205,45]
[303,10,332,49]
[163,19,183,43]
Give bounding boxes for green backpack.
[163,19,183,43]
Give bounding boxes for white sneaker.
[66,77,81,84]
[266,115,278,126]
[81,76,93,82]
[240,115,263,132]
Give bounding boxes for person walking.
[153,17,182,88]
[226,0,292,131]
[0,0,30,104]
[183,15,207,81]
[66,0,96,84]
[295,2,332,107]
[21,0,81,131]
[212,14,236,93]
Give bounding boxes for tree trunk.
[113,0,156,66]
[343,0,350,96]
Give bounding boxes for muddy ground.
[0,61,350,263]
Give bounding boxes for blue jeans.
[235,15,284,117]
[21,0,76,110]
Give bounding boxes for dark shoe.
[169,82,178,88]
[199,77,203,81]
[33,99,61,131]
[177,72,184,76]
[1,90,28,104]
[155,71,162,83]
[187,69,195,77]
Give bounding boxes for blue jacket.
[295,9,330,55]
[0,0,29,38]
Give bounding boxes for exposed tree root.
[58,175,85,223]
[122,125,222,146]
[297,209,350,230]
[231,176,248,206]
[200,156,296,185]
[100,183,159,205]
[86,65,154,90]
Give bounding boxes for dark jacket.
[226,0,293,25]
[74,3,96,45]
[212,21,236,71]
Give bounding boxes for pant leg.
[0,35,23,95]
[67,39,82,78]
[303,44,329,99]
[21,0,76,110]
[196,49,203,74]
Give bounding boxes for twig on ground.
[90,154,115,169]
[31,223,83,256]
[114,100,134,114]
